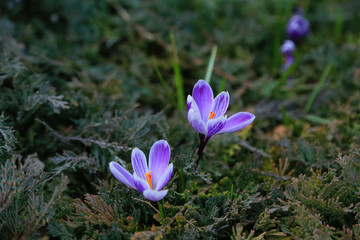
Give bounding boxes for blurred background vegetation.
[0,0,360,239]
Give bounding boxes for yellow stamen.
[145,170,153,189]
[209,111,216,119]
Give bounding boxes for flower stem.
[195,134,209,170]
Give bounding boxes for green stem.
[195,134,209,170]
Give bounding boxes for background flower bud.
[281,40,296,55]
[286,14,310,40]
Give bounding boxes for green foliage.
[0,0,360,239]
[0,115,17,158]
[0,155,68,240]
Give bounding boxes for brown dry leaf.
[273,124,288,140]
[131,231,163,240]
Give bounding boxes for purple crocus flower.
[281,40,295,56]
[281,40,296,72]
[109,140,173,201]
[286,14,309,40]
[187,80,255,169]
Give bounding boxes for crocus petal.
[143,189,168,201]
[219,112,255,133]
[187,95,200,113]
[131,148,148,180]
[192,80,213,122]
[211,91,229,118]
[109,161,135,189]
[207,116,227,137]
[187,95,193,110]
[134,174,150,194]
[188,109,207,135]
[155,163,173,191]
[149,140,171,186]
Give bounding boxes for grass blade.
[304,63,333,113]
[170,33,185,111]
[305,115,331,125]
[158,201,165,218]
[178,166,185,193]
[333,13,344,44]
[205,45,218,83]
[153,63,177,107]
[230,184,234,200]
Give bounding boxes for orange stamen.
[209,111,216,119]
[145,170,153,189]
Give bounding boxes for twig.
[36,118,132,152]
[251,169,292,181]
[133,198,160,215]
[114,5,170,51]
[238,140,272,158]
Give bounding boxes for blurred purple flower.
[281,40,295,55]
[286,14,309,40]
[281,40,295,72]
[109,140,173,201]
[187,80,255,169]
[282,55,295,72]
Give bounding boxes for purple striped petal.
[187,95,192,110]
[211,91,229,118]
[143,189,168,201]
[155,163,173,191]
[109,161,135,189]
[207,116,227,137]
[149,140,170,187]
[219,112,255,133]
[187,95,200,112]
[192,80,213,122]
[188,109,207,135]
[131,148,148,180]
[134,174,150,194]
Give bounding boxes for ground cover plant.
[1,0,360,239]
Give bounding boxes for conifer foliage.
[1,0,360,239]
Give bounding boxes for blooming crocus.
[187,80,255,169]
[286,14,309,40]
[109,140,173,201]
[281,40,296,72]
